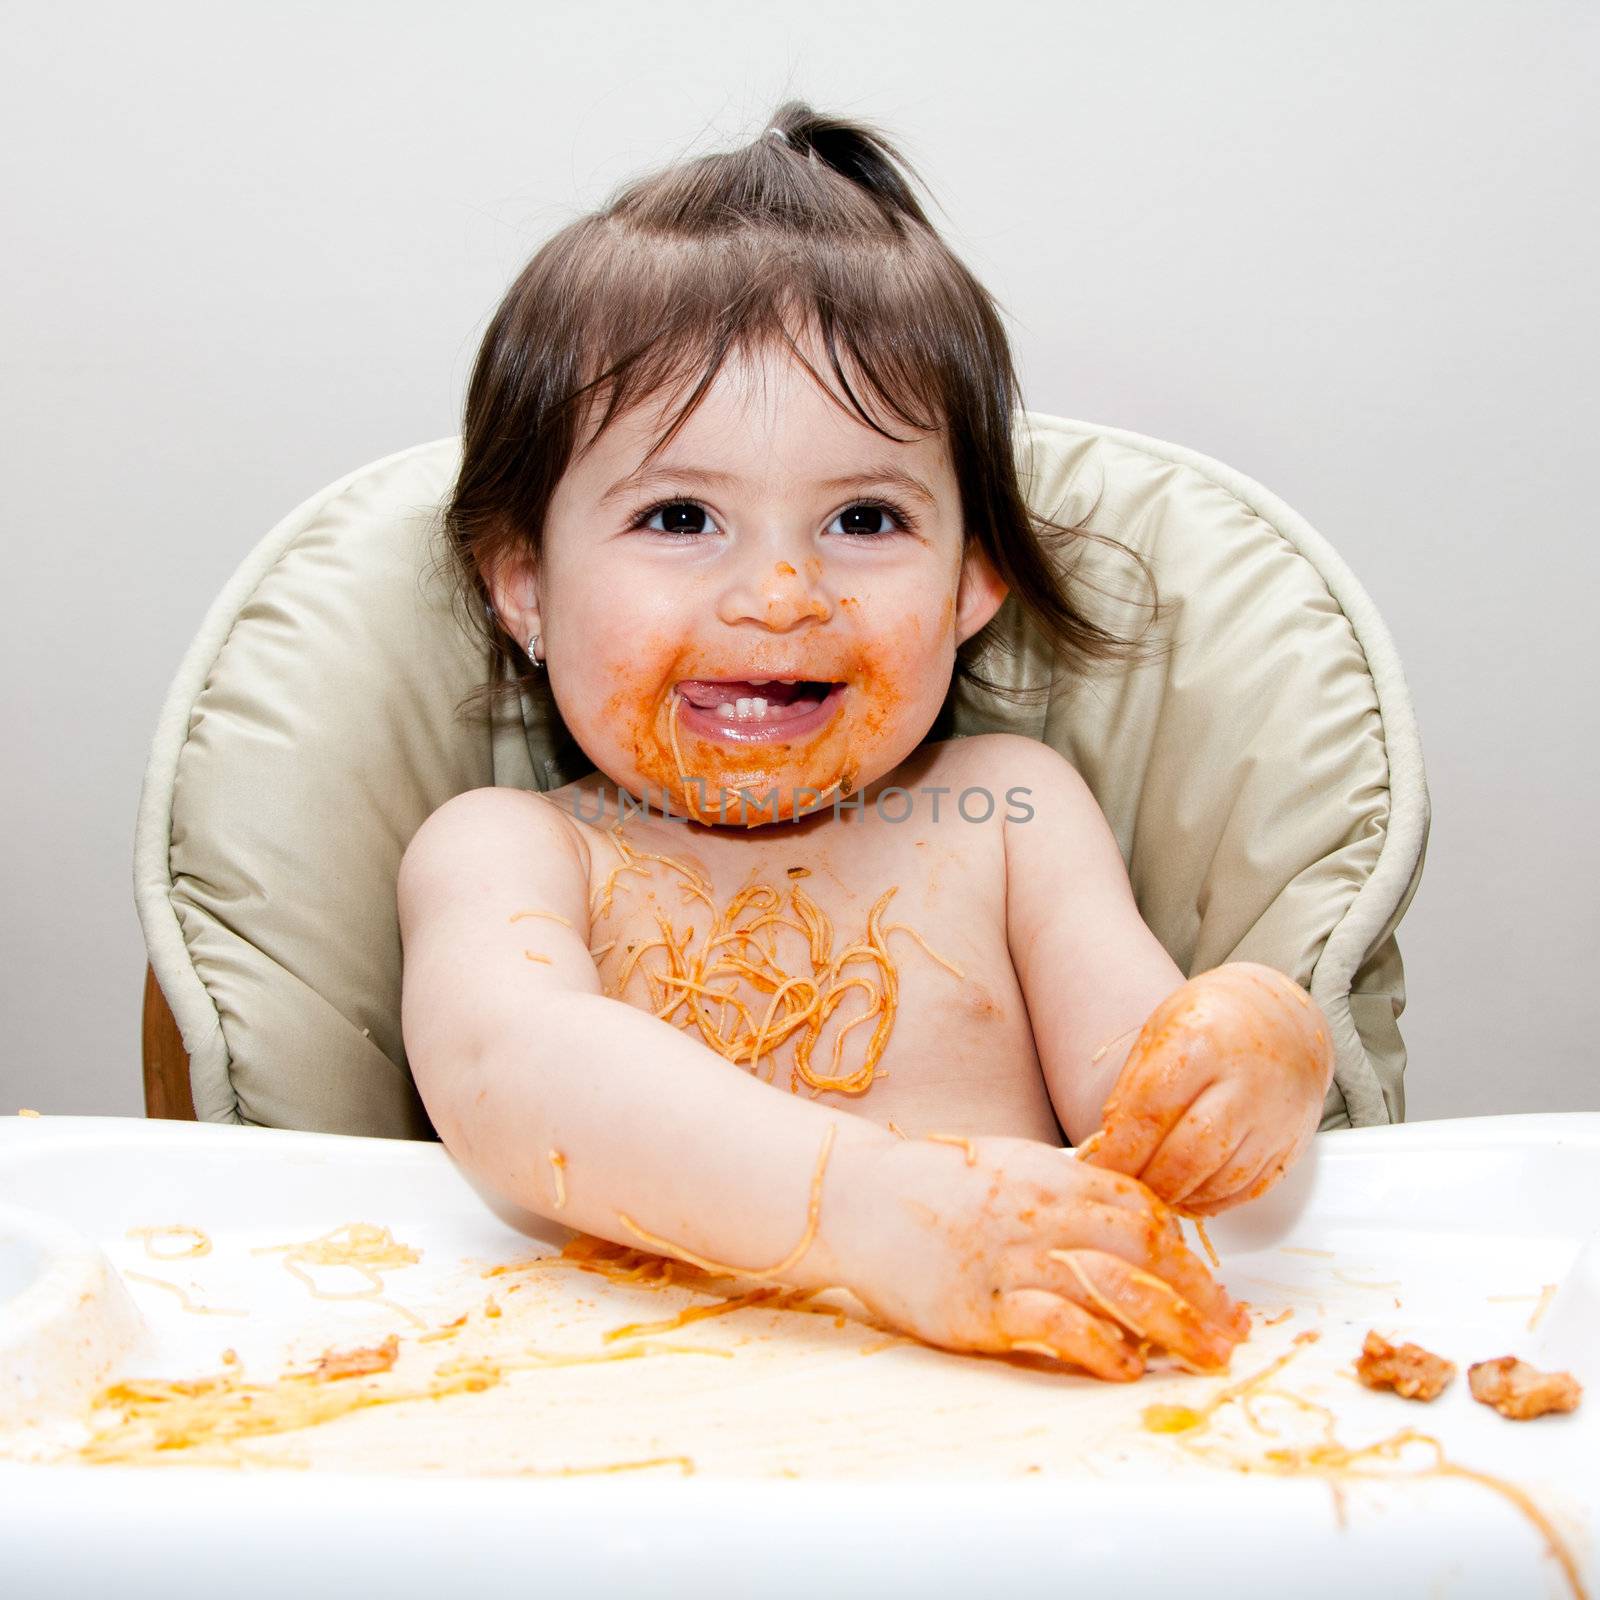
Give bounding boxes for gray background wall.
[2,1,1594,1122]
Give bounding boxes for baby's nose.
[718,558,833,630]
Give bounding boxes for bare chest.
[573,808,1061,1143]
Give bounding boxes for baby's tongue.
[678,679,805,709]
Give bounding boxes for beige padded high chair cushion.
[133,414,1429,1136]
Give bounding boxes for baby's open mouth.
[675,681,851,742]
[675,675,844,720]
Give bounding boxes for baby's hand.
[1081,962,1334,1214]
[837,1133,1249,1381]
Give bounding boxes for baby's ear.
[482,549,541,635]
[953,542,1008,644]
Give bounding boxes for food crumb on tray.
[1354,1330,1455,1401]
[312,1335,401,1381]
[1468,1356,1583,1420]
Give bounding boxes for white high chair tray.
[0,1113,1594,1599]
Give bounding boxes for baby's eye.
[635,500,715,538]
[828,499,912,538]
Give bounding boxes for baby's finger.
[1046,1248,1241,1372]
[1237,1147,1293,1203]
[1069,1160,1186,1229]
[1135,1087,1241,1205]
[1184,1142,1286,1214]
[1082,1066,1218,1187]
[1069,1197,1241,1335]
[1161,1131,1250,1210]
[995,1287,1143,1382]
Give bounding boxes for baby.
[399,102,1332,1382]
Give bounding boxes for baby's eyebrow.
[599,462,938,508]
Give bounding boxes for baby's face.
[508,335,1004,826]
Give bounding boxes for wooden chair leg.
[142,963,196,1121]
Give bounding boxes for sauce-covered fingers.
[994,1287,1143,1382]
[1070,1158,1183,1222]
[1236,1147,1291,1203]
[1183,1142,1287,1214]
[1045,1248,1242,1372]
[1133,1086,1243,1205]
[1081,1060,1218,1186]
[1071,1197,1244,1336]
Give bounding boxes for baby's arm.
[1002,740,1192,1144]
[398,786,1245,1377]
[1003,740,1332,1210]
[398,787,890,1292]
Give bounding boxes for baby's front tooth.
[752,697,768,717]
[718,701,737,718]
[736,697,753,718]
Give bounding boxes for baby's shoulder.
[402,784,590,879]
[910,732,1089,817]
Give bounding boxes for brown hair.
[436,99,1168,736]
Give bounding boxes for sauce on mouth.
[669,679,851,771]
[603,617,928,828]
[675,679,840,708]
[670,686,850,774]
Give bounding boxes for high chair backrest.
[134,415,1429,1135]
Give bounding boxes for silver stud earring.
[527,634,544,668]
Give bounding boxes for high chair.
[134,414,1429,1135]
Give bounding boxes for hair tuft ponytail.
[758,99,936,234]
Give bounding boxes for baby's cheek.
[542,654,678,811]
[837,614,942,757]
